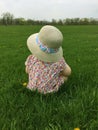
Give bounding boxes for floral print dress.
[25,55,66,94]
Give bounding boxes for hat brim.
[27,33,63,62]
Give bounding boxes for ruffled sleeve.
[48,57,66,78]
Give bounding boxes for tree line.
[0,12,98,25]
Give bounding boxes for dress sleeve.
[49,57,66,76]
[59,57,66,71]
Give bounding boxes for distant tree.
[83,18,89,24]
[2,12,14,25]
[73,18,80,25]
[0,18,3,25]
[64,18,72,25]
[0,12,98,25]
[89,18,98,25]
[14,18,26,25]
[79,18,89,25]
[57,19,63,25]
[64,18,80,25]
[27,19,34,25]
[41,20,50,25]
[51,19,57,25]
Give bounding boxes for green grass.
[0,25,98,130]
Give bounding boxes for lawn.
[0,25,98,130]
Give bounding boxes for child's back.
[25,25,71,94]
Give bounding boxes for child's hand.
[62,64,71,77]
[60,72,68,81]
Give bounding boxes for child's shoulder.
[25,55,35,65]
[27,54,33,59]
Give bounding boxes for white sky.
[0,0,98,20]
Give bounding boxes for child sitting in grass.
[25,25,71,94]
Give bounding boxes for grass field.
[0,25,98,130]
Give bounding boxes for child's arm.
[25,60,29,74]
[61,64,71,77]
[25,66,29,74]
[25,55,33,74]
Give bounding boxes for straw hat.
[27,25,63,62]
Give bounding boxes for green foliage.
[0,12,98,25]
[1,12,14,25]
[0,25,98,130]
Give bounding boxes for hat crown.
[38,25,63,49]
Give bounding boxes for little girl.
[25,25,71,94]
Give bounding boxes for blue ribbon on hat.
[36,35,59,54]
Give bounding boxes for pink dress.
[25,55,66,94]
